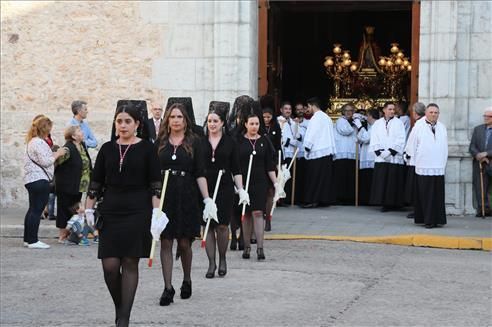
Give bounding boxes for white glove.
[238,188,250,206]
[273,182,286,202]
[151,208,169,240]
[281,164,291,182]
[381,150,392,160]
[84,209,95,227]
[353,118,362,129]
[203,198,218,223]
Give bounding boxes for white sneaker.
[27,241,50,249]
[23,242,28,247]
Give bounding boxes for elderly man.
[369,102,406,212]
[333,103,360,204]
[403,102,427,219]
[148,101,163,142]
[469,107,492,217]
[68,100,97,148]
[409,103,448,228]
[302,97,336,208]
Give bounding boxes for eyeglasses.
[484,115,492,118]
[153,108,163,111]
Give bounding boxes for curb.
[2,225,490,251]
[265,234,492,251]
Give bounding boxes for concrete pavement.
[2,205,491,250]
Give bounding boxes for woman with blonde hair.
[24,115,66,249]
[55,125,92,243]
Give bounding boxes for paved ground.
[2,206,491,249]
[1,206,492,326]
[1,237,491,327]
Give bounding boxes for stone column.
[139,1,258,123]
[419,0,492,215]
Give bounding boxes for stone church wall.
[1,1,257,207]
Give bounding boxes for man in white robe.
[356,109,380,205]
[407,103,448,228]
[369,102,407,212]
[403,102,426,219]
[333,103,359,204]
[302,97,336,208]
[279,101,302,205]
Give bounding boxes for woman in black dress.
[237,113,279,260]
[156,103,216,306]
[202,102,249,278]
[85,104,162,327]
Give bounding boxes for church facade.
[1,1,491,214]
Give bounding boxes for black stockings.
[242,210,264,248]
[101,257,140,327]
[205,225,229,273]
[160,238,193,289]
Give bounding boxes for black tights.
[205,224,229,273]
[101,257,140,327]
[160,238,192,290]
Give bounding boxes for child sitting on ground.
[65,202,94,246]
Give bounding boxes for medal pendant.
[172,154,177,160]
[211,157,215,163]
[252,150,257,155]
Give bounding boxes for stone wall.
[1,1,257,208]
[419,0,492,214]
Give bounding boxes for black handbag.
[26,150,55,192]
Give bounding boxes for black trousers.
[24,180,50,244]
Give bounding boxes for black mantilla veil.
[165,97,196,124]
[165,97,204,136]
[228,95,266,138]
[111,100,151,142]
[205,101,231,136]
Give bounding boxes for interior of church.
[264,1,414,112]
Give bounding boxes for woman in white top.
[24,116,66,249]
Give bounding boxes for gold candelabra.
[378,43,411,99]
[324,43,358,98]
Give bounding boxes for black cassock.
[370,162,406,207]
[414,175,446,225]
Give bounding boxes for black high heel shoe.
[205,265,216,279]
[218,259,227,277]
[257,248,265,260]
[159,286,175,306]
[230,238,237,251]
[180,280,192,299]
[242,246,251,259]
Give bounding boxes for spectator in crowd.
[24,116,66,249]
[68,100,98,148]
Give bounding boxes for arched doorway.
[258,1,420,113]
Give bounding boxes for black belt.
[162,169,188,177]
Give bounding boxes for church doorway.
[258,1,420,113]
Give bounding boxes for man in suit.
[469,107,492,217]
[148,101,163,142]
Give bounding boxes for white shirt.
[369,117,406,165]
[399,115,411,140]
[24,137,55,184]
[297,119,309,158]
[280,117,300,159]
[410,120,448,176]
[303,110,336,160]
[357,123,375,169]
[334,117,357,160]
[404,117,425,167]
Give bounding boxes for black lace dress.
[202,134,241,226]
[88,140,161,259]
[157,138,206,240]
